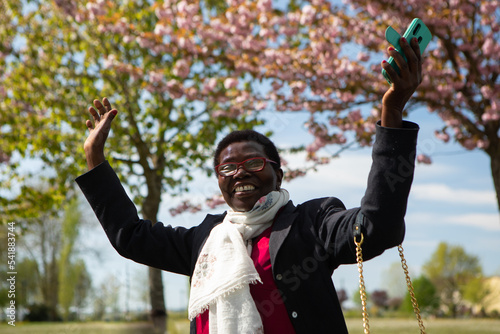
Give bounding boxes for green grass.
[1,318,499,333]
[0,321,157,334]
[346,318,500,334]
[0,318,191,334]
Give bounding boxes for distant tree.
[402,275,439,315]
[92,273,122,321]
[352,288,370,307]
[386,297,403,311]
[371,290,389,309]
[382,262,407,298]
[16,258,39,308]
[462,275,491,316]
[423,242,482,317]
[23,214,61,321]
[72,259,92,319]
[12,196,89,321]
[337,288,348,308]
[58,198,91,321]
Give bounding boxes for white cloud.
[407,211,500,231]
[411,183,497,205]
[282,152,372,206]
[443,213,500,231]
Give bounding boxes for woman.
[77,36,423,333]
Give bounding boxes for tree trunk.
[142,172,167,333]
[489,149,500,213]
[149,267,167,333]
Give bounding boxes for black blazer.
[76,121,419,333]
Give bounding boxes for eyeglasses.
[215,157,278,177]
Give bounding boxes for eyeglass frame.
[215,157,278,177]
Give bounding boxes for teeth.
[235,185,255,192]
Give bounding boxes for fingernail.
[402,37,407,43]
[111,110,117,116]
[382,60,387,64]
[389,46,395,51]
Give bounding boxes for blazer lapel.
[269,200,298,266]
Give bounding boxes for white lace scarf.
[188,189,290,334]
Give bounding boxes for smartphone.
[382,18,432,84]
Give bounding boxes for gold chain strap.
[398,244,426,333]
[354,234,426,334]
[354,234,370,334]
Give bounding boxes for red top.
[196,227,295,333]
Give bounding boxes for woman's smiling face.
[217,141,283,212]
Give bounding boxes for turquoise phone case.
[382,18,432,84]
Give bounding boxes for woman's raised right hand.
[83,97,117,170]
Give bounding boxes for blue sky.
[81,104,499,311]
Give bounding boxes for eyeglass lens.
[218,158,265,175]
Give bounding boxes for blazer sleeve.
[359,120,419,257]
[315,121,419,265]
[75,161,195,276]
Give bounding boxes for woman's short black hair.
[213,129,281,170]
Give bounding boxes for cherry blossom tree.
[1,0,498,329]
[339,0,500,211]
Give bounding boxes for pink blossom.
[206,195,226,209]
[300,5,316,25]
[235,92,250,104]
[86,1,106,20]
[169,200,201,216]
[434,130,450,143]
[177,37,196,53]
[366,3,380,17]
[482,104,500,122]
[290,81,307,94]
[154,23,172,36]
[203,78,218,93]
[306,136,327,153]
[481,37,496,56]
[166,80,184,99]
[224,78,239,89]
[357,52,370,62]
[0,151,10,163]
[417,154,432,164]
[136,36,155,49]
[477,140,489,149]
[257,0,272,12]
[177,0,199,16]
[54,0,77,17]
[173,59,190,79]
[480,85,494,99]
[254,101,267,110]
[148,70,163,84]
[332,133,347,145]
[491,99,500,113]
[364,122,376,134]
[103,55,117,69]
[462,138,476,150]
[118,33,132,43]
[212,109,229,118]
[348,109,362,122]
[185,87,199,101]
[155,2,174,20]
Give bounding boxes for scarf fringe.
[188,277,262,320]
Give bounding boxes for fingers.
[383,37,422,85]
[94,98,107,116]
[87,97,117,128]
[102,97,112,112]
[89,106,99,124]
[85,119,94,131]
